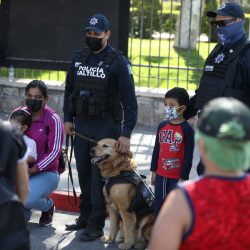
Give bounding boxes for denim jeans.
[24,171,59,221]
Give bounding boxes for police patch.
[75,62,81,67]
[215,53,225,64]
[205,65,214,72]
[127,64,133,75]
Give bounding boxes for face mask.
[85,36,103,51]
[163,106,179,121]
[25,99,43,112]
[216,20,245,47]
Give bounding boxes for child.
[150,87,194,216]
[10,109,37,164]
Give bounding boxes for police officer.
[63,13,138,241]
[185,2,250,175]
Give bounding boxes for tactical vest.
[68,48,123,121]
[104,171,154,218]
[195,39,250,110]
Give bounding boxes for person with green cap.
[149,97,250,250]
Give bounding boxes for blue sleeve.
[63,53,79,122]
[237,48,250,92]
[150,127,159,172]
[117,55,138,138]
[180,122,194,180]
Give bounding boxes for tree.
[174,0,204,49]
[130,0,161,38]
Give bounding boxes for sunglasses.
[210,18,237,28]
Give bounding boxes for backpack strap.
[0,122,13,175]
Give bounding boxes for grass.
[128,38,216,90]
[0,67,67,82]
[0,38,216,90]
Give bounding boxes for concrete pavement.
[28,125,200,249]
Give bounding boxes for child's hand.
[151,172,156,186]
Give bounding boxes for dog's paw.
[134,241,147,249]
[118,242,133,250]
[115,233,125,243]
[101,235,115,243]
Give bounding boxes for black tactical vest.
[68,48,123,120]
[195,39,250,110]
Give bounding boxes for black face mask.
[85,36,103,51]
[25,99,43,112]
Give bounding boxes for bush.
[130,0,161,38]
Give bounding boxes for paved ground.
[28,125,200,249]
[0,111,200,249]
[29,210,118,250]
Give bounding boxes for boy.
[150,87,194,216]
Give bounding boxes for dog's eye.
[102,144,109,148]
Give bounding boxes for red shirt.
[180,175,250,250]
[150,121,194,180]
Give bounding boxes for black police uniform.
[63,44,138,231]
[186,36,250,175]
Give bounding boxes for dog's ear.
[127,150,133,159]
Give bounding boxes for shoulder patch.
[127,64,133,75]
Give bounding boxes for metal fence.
[0,0,249,90]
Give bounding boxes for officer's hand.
[64,122,75,135]
[115,136,130,153]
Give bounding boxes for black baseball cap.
[198,97,250,141]
[207,2,245,19]
[84,13,110,34]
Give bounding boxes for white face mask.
[163,106,180,121]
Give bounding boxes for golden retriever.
[91,138,154,250]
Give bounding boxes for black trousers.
[74,116,121,230]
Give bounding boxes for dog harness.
[104,171,154,218]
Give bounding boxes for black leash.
[65,135,78,205]
[74,132,99,145]
[65,132,99,206]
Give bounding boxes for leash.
[65,135,78,205]
[65,131,99,206]
[74,132,99,145]
[133,169,155,199]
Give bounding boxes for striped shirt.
[25,105,64,172]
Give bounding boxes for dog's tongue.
[91,155,109,164]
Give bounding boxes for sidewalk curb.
[49,190,80,213]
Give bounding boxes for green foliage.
[130,0,181,38]
[130,0,161,38]
[201,0,219,42]
[128,38,216,89]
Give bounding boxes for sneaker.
[65,216,88,231]
[39,205,55,227]
[79,226,104,241]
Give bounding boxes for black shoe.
[39,205,55,227]
[79,226,104,241]
[65,217,87,231]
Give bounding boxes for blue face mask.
[216,20,245,47]
[163,106,179,121]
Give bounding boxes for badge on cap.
[89,17,98,25]
[218,3,226,11]
[215,53,225,64]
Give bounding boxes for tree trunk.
[174,0,204,50]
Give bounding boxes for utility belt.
[68,90,123,121]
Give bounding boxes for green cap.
[198,97,250,141]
